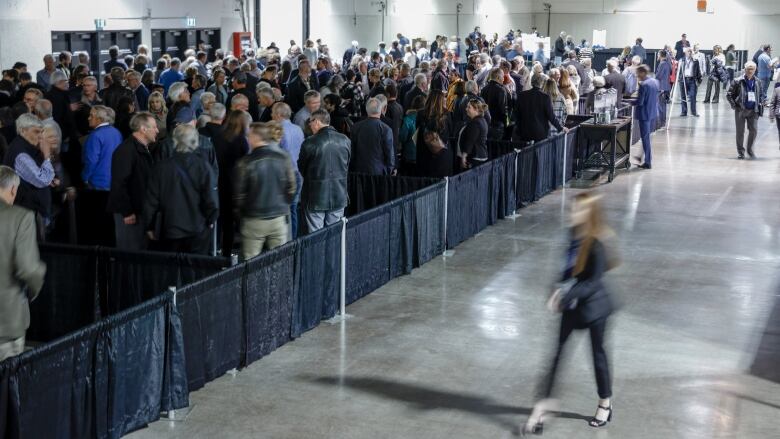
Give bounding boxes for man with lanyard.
[727,61,765,159]
[680,48,702,117]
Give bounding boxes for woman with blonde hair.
[542,78,567,129]
[524,191,618,434]
[558,68,579,116]
[147,91,168,140]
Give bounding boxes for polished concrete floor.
[128,98,780,439]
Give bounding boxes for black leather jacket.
[233,143,296,219]
[297,126,351,211]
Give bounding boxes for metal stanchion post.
[328,216,352,323]
[507,151,521,219]
[442,177,455,257]
[212,224,217,257]
[562,133,568,187]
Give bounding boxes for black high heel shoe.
[588,405,612,428]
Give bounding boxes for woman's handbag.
[423,129,447,154]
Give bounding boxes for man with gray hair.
[36,54,57,91]
[0,165,46,361]
[142,124,218,254]
[350,97,394,175]
[107,112,159,250]
[257,88,276,122]
[34,99,53,122]
[199,103,227,142]
[102,66,134,112]
[293,90,321,132]
[298,108,351,232]
[82,105,122,190]
[2,114,54,223]
[403,73,428,110]
[512,73,568,144]
[272,102,305,237]
[727,61,766,159]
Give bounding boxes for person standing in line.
[674,33,690,60]
[233,122,296,260]
[756,45,775,100]
[727,61,766,159]
[107,112,159,250]
[0,165,46,362]
[633,65,660,170]
[679,48,702,117]
[655,50,673,104]
[297,109,351,233]
[554,32,566,67]
[769,81,780,149]
[724,44,738,91]
[703,45,726,104]
[524,192,618,435]
[272,102,305,239]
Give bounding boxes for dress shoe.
[703,100,710,103]
[639,164,652,169]
[748,152,756,159]
[738,155,745,160]
[692,113,700,117]
[680,114,688,117]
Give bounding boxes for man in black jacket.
[103,46,128,75]
[350,97,395,175]
[101,67,134,112]
[143,124,218,254]
[554,32,567,66]
[285,60,318,114]
[226,72,259,121]
[298,109,351,233]
[107,112,159,250]
[480,68,509,140]
[233,122,296,260]
[403,73,428,110]
[603,60,626,106]
[679,47,702,117]
[384,83,404,155]
[512,74,568,144]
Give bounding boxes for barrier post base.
[506,212,521,220]
[163,405,194,422]
[327,313,353,324]
[443,250,456,257]
[227,368,239,377]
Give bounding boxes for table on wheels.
[575,117,632,182]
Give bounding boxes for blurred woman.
[457,98,489,170]
[416,89,453,177]
[724,44,737,90]
[543,78,567,130]
[207,69,229,104]
[566,65,581,96]
[147,91,168,140]
[558,68,579,116]
[524,192,618,434]
[704,45,726,104]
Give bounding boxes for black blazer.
[512,87,563,143]
[458,115,488,160]
[604,72,626,105]
[561,238,614,327]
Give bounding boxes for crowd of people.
[0,29,775,260]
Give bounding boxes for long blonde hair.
[572,192,618,275]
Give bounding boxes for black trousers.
[776,119,780,146]
[158,228,211,255]
[539,314,612,399]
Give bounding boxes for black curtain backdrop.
[516,145,538,209]
[292,223,342,337]
[535,136,558,200]
[178,266,245,392]
[387,196,415,279]
[346,207,392,304]
[346,173,441,216]
[493,152,518,219]
[446,163,492,250]
[412,182,446,267]
[28,244,99,342]
[243,243,295,365]
[2,293,184,439]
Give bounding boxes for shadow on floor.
[306,375,590,434]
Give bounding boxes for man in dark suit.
[103,46,127,75]
[632,65,660,169]
[285,60,318,114]
[679,48,702,117]
[403,73,428,110]
[126,70,149,111]
[349,97,395,175]
[674,33,690,60]
[226,72,260,121]
[554,32,567,66]
[512,74,568,144]
[603,60,626,106]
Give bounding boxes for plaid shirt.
[551,95,567,128]
[341,82,365,118]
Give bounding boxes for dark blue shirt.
[745,78,756,110]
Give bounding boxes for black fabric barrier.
[28,244,99,342]
[412,182,446,267]
[2,293,186,439]
[292,223,342,337]
[29,245,229,344]
[243,243,295,365]
[446,163,493,249]
[177,265,245,392]
[516,145,538,208]
[345,207,393,304]
[492,153,517,220]
[346,173,441,216]
[535,136,561,200]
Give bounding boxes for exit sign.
[185,16,196,28]
[697,1,706,12]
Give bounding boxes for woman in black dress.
[415,89,453,178]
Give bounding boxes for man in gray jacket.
[0,166,46,361]
[727,61,766,159]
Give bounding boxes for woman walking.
[524,192,619,435]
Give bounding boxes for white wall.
[0,0,249,71]
[302,0,779,61]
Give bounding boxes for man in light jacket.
[0,166,46,361]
